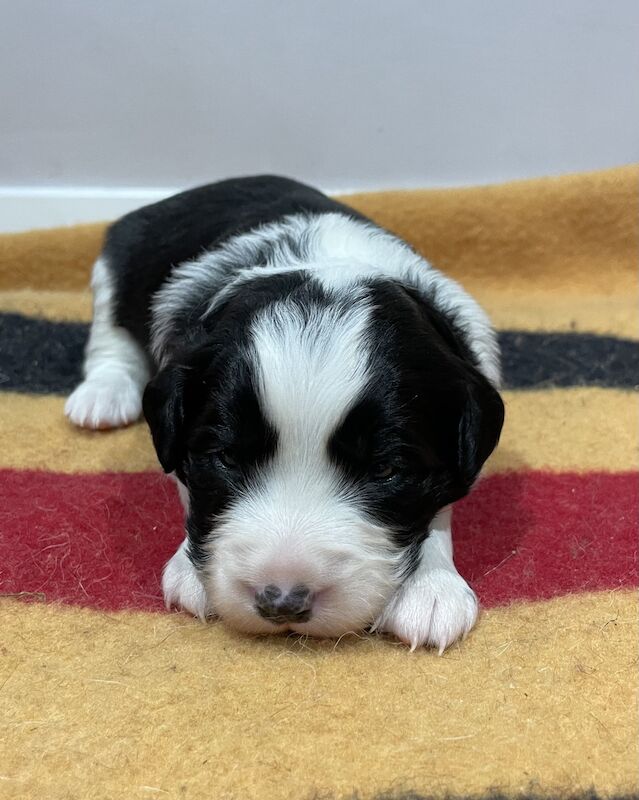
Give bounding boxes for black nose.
[254,584,313,624]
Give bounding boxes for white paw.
[376,568,479,653]
[65,372,142,429]
[162,541,212,621]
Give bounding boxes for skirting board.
[0,187,175,233]
[0,184,358,233]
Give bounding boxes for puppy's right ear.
[142,365,190,473]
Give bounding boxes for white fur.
[170,472,190,514]
[65,257,150,429]
[162,478,211,618]
[251,293,373,446]
[204,494,402,638]
[197,298,404,637]
[162,539,211,620]
[150,213,501,386]
[75,217,492,650]
[374,507,478,653]
[150,217,492,647]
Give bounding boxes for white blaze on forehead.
[250,296,373,453]
[207,294,403,638]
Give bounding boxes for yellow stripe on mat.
[1,389,636,474]
[345,165,639,297]
[0,591,636,799]
[0,289,92,321]
[1,286,637,339]
[1,167,636,299]
[0,222,105,291]
[479,290,639,339]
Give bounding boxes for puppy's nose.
[254,584,313,624]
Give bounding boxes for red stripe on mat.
[0,470,636,612]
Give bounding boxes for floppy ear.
[395,281,504,489]
[142,365,190,473]
[456,374,504,486]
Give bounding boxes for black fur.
[329,280,504,562]
[96,174,505,589]
[143,271,334,566]
[142,272,503,570]
[105,174,368,350]
[142,269,330,472]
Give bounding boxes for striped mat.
[0,166,637,800]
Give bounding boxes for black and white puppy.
[66,175,504,651]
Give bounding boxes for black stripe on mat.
[0,314,87,394]
[357,794,638,800]
[499,330,639,389]
[0,313,637,394]
[342,793,639,800]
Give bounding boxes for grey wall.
[1,0,638,192]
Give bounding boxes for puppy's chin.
[202,520,402,640]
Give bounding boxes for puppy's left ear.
[142,365,191,473]
[456,373,504,486]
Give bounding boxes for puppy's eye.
[217,449,238,469]
[372,463,395,480]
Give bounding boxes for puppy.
[66,175,504,651]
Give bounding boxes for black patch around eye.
[188,375,277,470]
[217,449,238,469]
[328,393,458,551]
[181,371,277,568]
[372,463,395,480]
[329,396,423,487]
[329,397,386,478]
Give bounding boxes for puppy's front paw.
[162,542,212,621]
[65,373,142,429]
[376,569,478,653]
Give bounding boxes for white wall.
[1,0,638,229]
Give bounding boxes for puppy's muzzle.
[254,583,313,624]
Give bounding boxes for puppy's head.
[143,276,504,637]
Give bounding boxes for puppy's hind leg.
[65,257,150,429]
